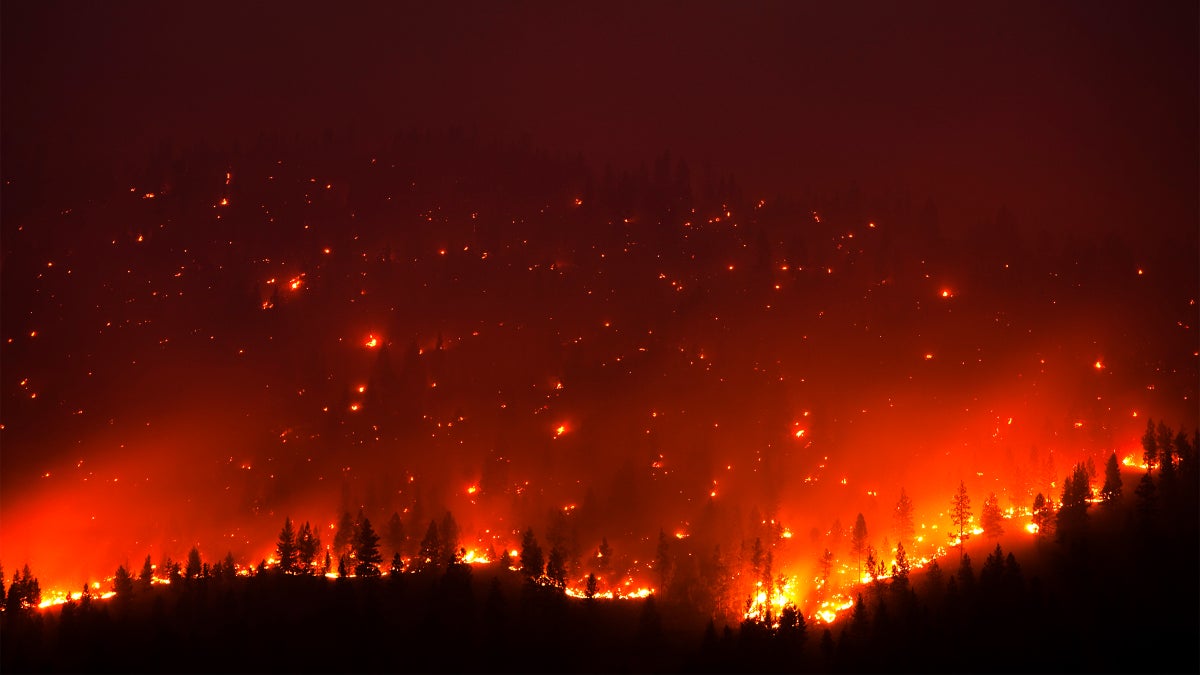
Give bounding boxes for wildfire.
[364,335,379,348]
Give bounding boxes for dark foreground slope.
[3,465,1197,674]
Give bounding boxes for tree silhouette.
[546,544,567,589]
[950,481,972,557]
[297,521,321,573]
[819,549,834,600]
[384,511,405,557]
[892,540,911,591]
[439,511,460,566]
[354,517,383,576]
[419,520,441,570]
[850,513,869,575]
[1056,463,1090,541]
[185,546,202,580]
[1101,452,1123,503]
[1157,421,1175,478]
[981,492,1004,538]
[585,572,598,599]
[113,565,134,600]
[138,555,154,591]
[276,517,298,573]
[894,488,915,543]
[1032,492,1054,537]
[333,511,356,558]
[519,527,543,581]
[657,530,674,595]
[1142,418,1158,471]
[5,564,41,612]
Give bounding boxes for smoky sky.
[3,0,1196,235]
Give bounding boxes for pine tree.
[1056,463,1090,541]
[1142,418,1158,471]
[354,517,383,576]
[894,488,915,543]
[185,546,203,580]
[850,513,869,575]
[113,565,134,600]
[657,529,674,594]
[597,537,612,576]
[419,520,441,569]
[819,548,834,599]
[981,492,1004,538]
[892,540,911,591]
[1101,452,1123,503]
[520,527,544,581]
[950,481,972,557]
[138,555,154,591]
[439,511,460,565]
[384,511,405,558]
[585,572,598,599]
[333,511,356,558]
[390,552,403,575]
[1157,421,1175,473]
[297,521,321,573]
[547,544,567,589]
[1032,492,1053,537]
[276,517,298,573]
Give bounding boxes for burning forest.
[1,1,1197,672]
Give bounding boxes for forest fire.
[1,3,1196,670]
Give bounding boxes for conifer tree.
[850,513,869,574]
[439,511,460,565]
[185,546,203,580]
[297,521,321,573]
[333,511,356,557]
[276,517,298,573]
[892,540,911,591]
[547,544,567,589]
[138,555,154,591]
[354,517,383,576]
[113,565,134,600]
[1032,492,1054,537]
[950,481,972,557]
[981,492,1004,538]
[1142,418,1158,471]
[419,520,441,570]
[1101,452,1122,503]
[894,488,915,543]
[657,529,675,594]
[1056,463,1090,540]
[384,511,405,557]
[519,527,544,581]
[585,572,598,599]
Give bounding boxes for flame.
[364,335,379,348]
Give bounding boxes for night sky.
[2,0,1197,608]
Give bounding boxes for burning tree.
[950,481,972,557]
